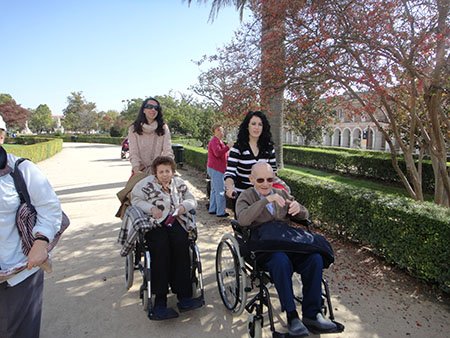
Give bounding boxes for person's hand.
[151,206,163,219]
[27,240,48,270]
[226,188,237,199]
[266,193,286,208]
[286,200,302,216]
[176,205,186,214]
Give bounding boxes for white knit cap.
[0,115,6,131]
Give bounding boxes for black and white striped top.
[224,142,277,193]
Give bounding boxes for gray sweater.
[236,187,309,228]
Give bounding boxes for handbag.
[10,158,70,255]
[248,221,335,268]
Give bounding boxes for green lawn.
[282,165,434,201]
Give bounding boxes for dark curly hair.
[132,97,166,136]
[236,111,274,154]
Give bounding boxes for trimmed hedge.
[62,135,123,145]
[283,146,438,193]
[3,138,63,162]
[183,144,208,171]
[278,169,450,293]
[179,144,450,293]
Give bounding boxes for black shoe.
[148,306,179,320]
[177,296,204,313]
[303,313,337,332]
[216,212,230,218]
[208,211,216,215]
[288,318,309,337]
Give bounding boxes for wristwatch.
[35,234,50,243]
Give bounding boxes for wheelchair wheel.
[216,233,247,315]
[125,250,134,290]
[247,315,262,338]
[190,243,204,299]
[142,288,149,311]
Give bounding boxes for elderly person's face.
[155,163,174,186]
[250,162,274,196]
[214,126,224,139]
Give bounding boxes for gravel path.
[35,143,449,338]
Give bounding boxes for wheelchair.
[123,209,205,318]
[215,219,344,337]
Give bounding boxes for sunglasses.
[255,177,274,184]
[144,103,159,110]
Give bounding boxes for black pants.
[0,270,44,338]
[145,221,192,299]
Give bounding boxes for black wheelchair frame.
[215,219,344,337]
[124,212,204,318]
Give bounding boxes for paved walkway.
[35,143,449,338]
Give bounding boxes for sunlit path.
[36,143,449,338]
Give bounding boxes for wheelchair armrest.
[231,220,251,242]
[291,218,314,232]
[188,227,198,241]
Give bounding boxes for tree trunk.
[260,0,287,169]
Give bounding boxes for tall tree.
[29,104,53,133]
[120,98,144,124]
[284,0,449,206]
[0,98,30,130]
[62,91,97,133]
[187,0,289,168]
[97,110,120,133]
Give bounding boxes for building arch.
[342,128,351,148]
[352,128,362,148]
[332,128,342,146]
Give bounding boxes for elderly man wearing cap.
[0,113,62,338]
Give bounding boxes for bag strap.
[10,158,36,212]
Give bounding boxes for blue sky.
[0,0,245,115]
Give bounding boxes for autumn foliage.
[0,99,30,130]
[194,0,449,206]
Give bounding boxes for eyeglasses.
[144,104,159,110]
[255,177,274,184]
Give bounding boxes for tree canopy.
[29,104,54,133]
[62,91,97,133]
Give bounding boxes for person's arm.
[278,190,309,221]
[22,161,61,241]
[211,137,229,158]
[235,190,269,227]
[224,143,239,197]
[287,200,309,222]
[161,124,174,159]
[130,178,155,214]
[20,160,61,268]
[128,126,143,173]
[176,178,197,213]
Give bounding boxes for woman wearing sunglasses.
[127,97,174,175]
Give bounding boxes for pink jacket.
[128,122,174,174]
[207,136,229,173]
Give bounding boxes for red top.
[207,136,229,173]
